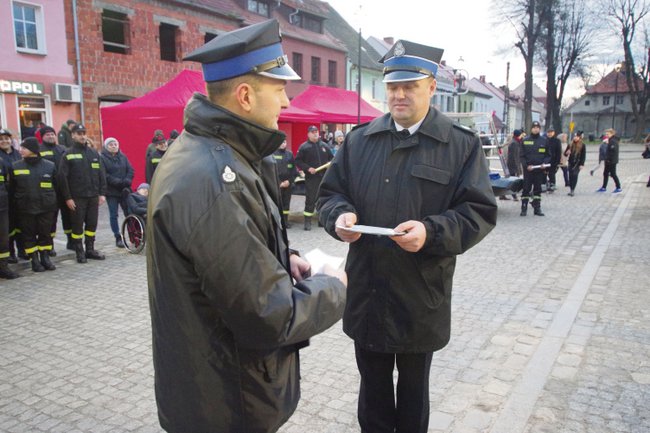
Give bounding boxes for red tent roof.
[289,85,383,124]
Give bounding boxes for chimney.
[383,37,394,45]
[479,75,486,83]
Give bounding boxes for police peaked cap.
[380,40,444,83]
[184,19,300,82]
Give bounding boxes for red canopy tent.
[100,72,382,186]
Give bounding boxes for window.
[615,95,624,104]
[18,96,48,138]
[102,9,130,54]
[603,96,610,106]
[292,53,303,78]
[311,57,321,84]
[372,79,377,99]
[328,61,337,86]
[13,2,45,54]
[247,0,269,16]
[160,23,179,62]
[204,32,217,43]
[293,13,323,33]
[585,100,590,106]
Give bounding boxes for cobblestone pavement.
[1,144,649,433]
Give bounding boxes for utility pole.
[502,62,510,141]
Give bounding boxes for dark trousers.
[561,166,570,186]
[303,175,323,217]
[70,196,99,243]
[521,169,545,207]
[18,211,56,254]
[568,167,581,191]
[58,199,71,237]
[0,208,9,259]
[355,343,434,433]
[106,195,128,238]
[280,186,292,217]
[602,162,621,189]
[547,165,558,186]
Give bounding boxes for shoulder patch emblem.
[222,166,236,183]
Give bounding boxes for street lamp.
[611,62,622,129]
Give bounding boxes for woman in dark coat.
[565,134,586,196]
[100,137,134,247]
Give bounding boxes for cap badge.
[394,41,405,57]
[222,166,236,183]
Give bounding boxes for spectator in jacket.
[0,145,19,279]
[57,119,76,148]
[147,19,347,433]
[295,125,333,230]
[167,129,179,147]
[546,127,562,192]
[57,124,107,263]
[38,125,67,257]
[506,129,524,200]
[558,133,570,187]
[565,134,586,196]
[145,134,167,184]
[590,136,608,176]
[0,128,26,262]
[273,139,298,228]
[145,130,166,162]
[597,128,622,193]
[101,137,134,248]
[126,183,148,217]
[318,39,497,433]
[332,129,345,155]
[10,138,57,272]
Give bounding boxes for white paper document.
[336,224,406,237]
[304,248,345,275]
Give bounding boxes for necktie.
[398,129,410,139]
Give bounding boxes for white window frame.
[15,94,52,138]
[12,1,47,55]
[0,94,7,129]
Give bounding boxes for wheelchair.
[121,213,146,254]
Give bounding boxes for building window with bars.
[292,53,303,78]
[328,61,337,86]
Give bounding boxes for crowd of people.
[0,120,172,279]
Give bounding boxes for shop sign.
[0,79,44,95]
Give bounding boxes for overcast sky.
[324,0,624,101]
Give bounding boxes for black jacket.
[0,163,8,213]
[57,141,106,200]
[10,157,57,215]
[520,133,551,167]
[547,135,562,168]
[272,148,298,184]
[101,149,134,197]
[145,148,165,184]
[147,93,346,433]
[567,142,587,170]
[126,192,147,216]
[318,108,497,353]
[39,142,66,168]
[605,135,619,164]
[57,124,74,148]
[295,139,333,178]
[507,137,522,176]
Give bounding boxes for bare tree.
[599,0,649,140]
[540,0,592,132]
[496,0,550,130]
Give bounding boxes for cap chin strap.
[383,65,434,78]
[251,55,289,74]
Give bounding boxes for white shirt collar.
[394,116,426,135]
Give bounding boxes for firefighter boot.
[49,248,57,257]
[520,200,528,217]
[39,251,56,271]
[75,242,87,264]
[304,216,312,231]
[85,239,105,260]
[8,244,18,264]
[66,234,74,251]
[533,206,545,216]
[0,258,20,279]
[30,252,45,273]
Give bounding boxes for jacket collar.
[184,93,286,162]
[364,107,454,144]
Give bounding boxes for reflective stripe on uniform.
[151,158,161,164]
[9,229,18,237]
[303,211,315,217]
[84,230,96,237]
[0,252,9,259]
[24,246,38,254]
[50,232,56,238]
[272,155,282,160]
[13,169,30,175]
[523,141,534,145]
[38,245,53,251]
[538,148,546,153]
[66,153,83,160]
[282,210,290,215]
[91,162,100,169]
[41,150,54,156]
[40,182,52,188]
[71,233,84,239]
[0,175,4,182]
[64,229,72,234]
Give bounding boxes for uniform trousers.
[280,185,292,216]
[602,162,621,189]
[18,211,56,254]
[53,199,72,239]
[0,209,9,259]
[303,174,323,216]
[521,169,545,207]
[70,196,99,243]
[355,343,434,433]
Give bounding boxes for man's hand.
[66,199,76,211]
[527,165,533,172]
[335,212,361,243]
[391,220,426,252]
[99,195,106,206]
[290,254,311,282]
[280,180,290,188]
[308,167,316,175]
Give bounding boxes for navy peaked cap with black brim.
[380,40,444,83]
[183,19,300,83]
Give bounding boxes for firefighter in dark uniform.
[10,137,57,272]
[38,125,67,256]
[295,125,333,230]
[57,124,107,263]
[0,143,20,279]
[519,120,550,216]
[0,128,27,262]
[273,139,298,228]
[145,134,168,184]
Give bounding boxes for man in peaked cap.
[318,39,497,433]
[146,19,346,433]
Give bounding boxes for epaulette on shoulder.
[452,123,477,136]
[351,121,371,132]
